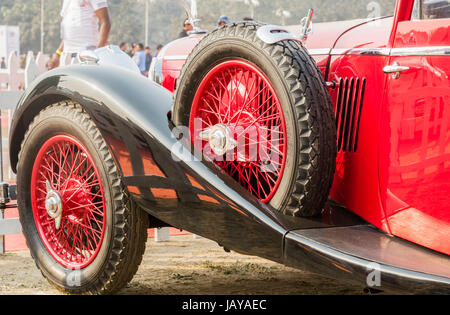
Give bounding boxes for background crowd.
[119,42,163,76]
[118,15,233,77]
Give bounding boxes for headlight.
[149,57,163,84]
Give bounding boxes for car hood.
[160,34,204,62]
[285,17,392,50]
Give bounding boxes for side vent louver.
[335,77,366,152]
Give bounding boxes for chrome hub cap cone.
[199,124,237,156]
[45,180,63,230]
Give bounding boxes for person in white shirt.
[49,0,111,69]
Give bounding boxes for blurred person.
[217,15,231,27]
[48,0,111,69]
[130,42,137,59]
[119,42,128,52]
[135,43,146,75]
[179,20,193,38]
[0,57,6,69]
[154,44,163,58]
[145,46,152,76]
[45,54,54,70]
[120,42,133,57]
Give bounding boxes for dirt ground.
[0,235,368,295]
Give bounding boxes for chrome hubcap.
[199,124,237,156]
[45,180,63,230]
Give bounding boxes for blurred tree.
[0,0,61,54]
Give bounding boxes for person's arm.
[137,52,146,72]
[95,7,111,48]
[48,41,64,70]
[146,54,152,71]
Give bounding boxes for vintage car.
[7,0,450,294]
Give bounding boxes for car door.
[379,0,450,254]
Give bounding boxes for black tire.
[172,22,336,217]
[17,101,148,294]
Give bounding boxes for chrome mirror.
[300,8,314,40]
[78,50,100,64]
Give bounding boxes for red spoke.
[236,99,280,138]
[63,200,104,212]
[87,212,104,231]
[226,69,245,122]
[232,74,259,128]
[202,97,223,124]
[63,147,81,191]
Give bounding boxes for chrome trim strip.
[307,48,331,55]
[390,46,450,56]
[163,55,189,61]
[331,48,391,56]
[329,46,450,57]
[330,48,350,55]
[307,48,390,56]
[161,46,450,61]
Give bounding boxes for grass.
[202,261,278,275]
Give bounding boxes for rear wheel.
[173,22,336,217]
[17,102,148,294]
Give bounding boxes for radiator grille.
[335,77,366,152]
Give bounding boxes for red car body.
[153,0,450,255]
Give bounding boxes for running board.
[284,225,450,294]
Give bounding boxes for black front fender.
[9,64,173,173]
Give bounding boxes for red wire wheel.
[30,135,106,269]
[189,60,287,203]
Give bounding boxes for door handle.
[383,62,410,79]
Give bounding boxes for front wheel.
[173,22,337,217]
[17,102,148,294]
